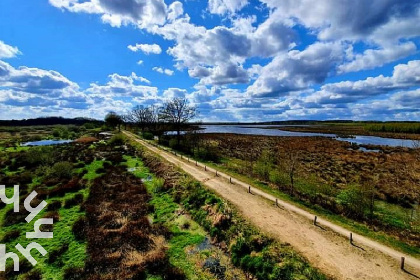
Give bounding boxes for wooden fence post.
[205,166,207,171]
[196,161,198,166]
[229,177,232,184]
[216,170,218,176]
[350,233,353,244]
[275,199,278,207]
[314,216,317,225]
[248,186,251,193]
[401,257,405,270]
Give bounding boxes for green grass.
[123,155,214,280]
[0,187,86,279]
[82,160,105,181]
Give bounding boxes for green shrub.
[269,170,289,186]
[49,161,73,180]
[142,131,154,140]
[151,177,165,193]
[109,134,125,146]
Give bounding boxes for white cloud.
[87,72,157,97]
[49,0,168,28]
[127,43,162,54]
[246,42,344,98]
[208,0,248,15]
[152,67,174,76]
[167,1,183,21]
[306,60,420,105]
[163,87,187,99]
[0,41,22,59]
[137,60,144,65]
[339,42,417,73]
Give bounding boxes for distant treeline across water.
[0,117,103,127]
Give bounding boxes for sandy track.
[125,131,420,280]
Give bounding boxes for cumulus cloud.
[163,87,187,99]
[0,60,79,96]
[261,0,420,42]
[87,72,157,97]
[152,67,174,76]
[339,42,417,73]
[128,43,162,54]
[246,42,344,97]
[208,0,248,15]
[306,60,420,105]
[0,41,21,59]
[49,0,168,28]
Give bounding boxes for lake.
[199,125,416,148]
[21,139,73,146]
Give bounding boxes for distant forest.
[0,116,419,127]
[0,117,102,126]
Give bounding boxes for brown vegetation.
[83,165,184,280]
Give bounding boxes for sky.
[0,0,419,122]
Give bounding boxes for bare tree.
[278,140,302,193]
[159,97,197,145]
[131,105,150,132]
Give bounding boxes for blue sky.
[0,0,419,121]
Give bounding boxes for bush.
[109,134,125,146]
[72,216,87,241]
[46,200,62,211]
[48,161,73,180]
[142,132,154,140]
[64,193,84,208]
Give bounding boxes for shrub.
[142,132,154,140]
[72,216,87,241]
[109,134,125,146]
[151,178,165,193]
[64,193,84,208]
[48,161,73,180]
[46,200,62,211]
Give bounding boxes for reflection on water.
[199,125,415,148]
[21,139,73,146]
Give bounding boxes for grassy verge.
[187,156,420,257]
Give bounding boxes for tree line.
[105,97,197,144]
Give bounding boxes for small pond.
[21,139,73,147]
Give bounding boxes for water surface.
[199,125,415,148]
[21,139,73,146]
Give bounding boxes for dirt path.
[125,131,420,280]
